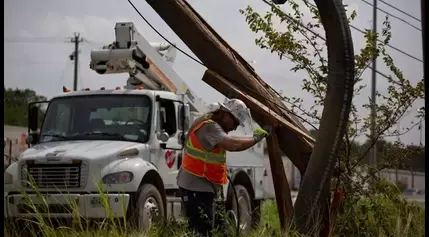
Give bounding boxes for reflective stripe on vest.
[181,119,227,185]
[184,141,226,164]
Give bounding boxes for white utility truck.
[4,22,279,231]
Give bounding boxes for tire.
[229,184,252,233]
[130,183,165,230]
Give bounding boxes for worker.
[177,98,269,237]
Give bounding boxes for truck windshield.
[39,95,152,143]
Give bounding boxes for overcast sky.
[4,0,424,145]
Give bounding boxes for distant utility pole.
[370,0,378,166]
[68,32,83,91]
[421,0,426,95]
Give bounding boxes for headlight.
[4,172,13,184]
[102,171,134,184]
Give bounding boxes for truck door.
[155,99,182,189]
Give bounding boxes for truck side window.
[159,100,177,136]
[40,103,71,141]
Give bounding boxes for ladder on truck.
[89,22,207,114]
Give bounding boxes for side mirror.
[26,133,39,146]
[29,106,39,132]
[178,104,191,131]
[157,131,169,143]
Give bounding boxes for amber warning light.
[62,86,71,92]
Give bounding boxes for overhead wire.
[126,0,319,132]
[347,25,423,62]
[379,0,421,22]
[261,0,423,63]
[3,36,67,44]
[127,0,422,135]
[78,61,85,89]
[260,0,423,80]
[127,0,205,67]
[4,60,68,65]
[358,0,421,31]
[58,62,74,89]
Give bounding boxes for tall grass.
[4,179,425,237]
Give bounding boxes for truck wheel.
[230,184,252,233]
[132,183,165,230]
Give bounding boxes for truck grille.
[23,163,85,189]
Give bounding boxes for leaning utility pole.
[68,32,83,91]
[145,0,311,229]
[145,1,356,234]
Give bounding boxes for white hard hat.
[208,102,221,112]
[219,98,250,127]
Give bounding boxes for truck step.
[166,196,183,219]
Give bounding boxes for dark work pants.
[179,187,216,237]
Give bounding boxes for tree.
[4,86,47,127]
[240,0,424,234]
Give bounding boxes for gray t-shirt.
[177,121,227,193]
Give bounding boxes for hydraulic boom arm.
[89,22,207,113]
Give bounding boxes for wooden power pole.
[68,32,83,91]
[146,0,356,234]
[145,0,314,229]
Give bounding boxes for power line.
[259,0,422,78]
[379,0,421,22]
[126,0,319,129]
[82,38,105,46]
[261,0,423,63]
[58,62,74,89]
[127,0,205,67]
[4,36,100,46]
[3,36,67,44]
[348,25,422,62]
[126,0,422,132]
[359,0,421,31]
[78,61,85,89]
[302,1,423,63]
[4,60,68,65]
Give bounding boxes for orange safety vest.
[181,119,227,185]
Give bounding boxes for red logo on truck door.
[165,150,176,169]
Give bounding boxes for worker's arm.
[216,136,258,152]
[196,123,267,152]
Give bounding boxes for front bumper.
[4,192,130,218]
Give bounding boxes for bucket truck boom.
[89,22,206,113]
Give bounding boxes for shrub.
[335,179,425,237]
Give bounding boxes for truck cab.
[5,88,189,226]
[4,87,269,231]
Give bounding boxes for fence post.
[8,139,12,166]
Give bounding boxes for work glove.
[253,128,269,143]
